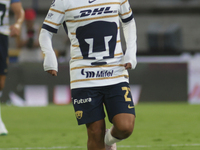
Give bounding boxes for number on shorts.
[122,87,131,102]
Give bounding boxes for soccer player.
[39,0,137,149]
[17,8,43,63]
[0,0,24,135]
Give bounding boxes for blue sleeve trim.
[121,14,134,23]
[11,0,20,3]
[42,24,58,33]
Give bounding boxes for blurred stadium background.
[2,0,200,105]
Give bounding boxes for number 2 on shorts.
[122,87,131,102]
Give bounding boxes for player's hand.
[46,70,57,76]
[124,63,132,69]
[10,23,20,37]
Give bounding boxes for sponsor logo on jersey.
[74,98,92,105]
[47,13,54,19]
[81,69,114,78]
[89,0,96,3]
[51,0,56,7]
[75,111,83,119]
[74,7,117,19]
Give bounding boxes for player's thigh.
[104,82,136,123]
[71,87,106,125]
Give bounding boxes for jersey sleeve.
[42,0,65,33]
[119,0,133,23]
[11,0,20,3]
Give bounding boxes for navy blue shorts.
[71,82,135,125]
[0,34,9,75]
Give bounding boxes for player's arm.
[39,0,65,76]
[10,1,24,37]
[121,18,137,69]
[119,0,137,69]
[39,28,58,76]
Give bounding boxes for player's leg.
[71,87,106,150]
[0,33,9,92]
[0,75,6,91]
[86,119,106,150]
[112,113,135,139]
[0,103,8,135]
[104,82,136,147]
[104,114,135,149]
[0,75,8,135]
[0,33,9,135]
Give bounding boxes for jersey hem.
[70,78,129,89]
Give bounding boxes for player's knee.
[112,114,135,139]
[114,122,134,139]
[120,125,133,138]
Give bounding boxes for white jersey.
[42,0,134,89]
[0,0,10,35]
[0,0,20,35]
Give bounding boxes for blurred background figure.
[17,8,43,63]
[0,0,24,136]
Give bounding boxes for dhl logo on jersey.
[74,7,117,19]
